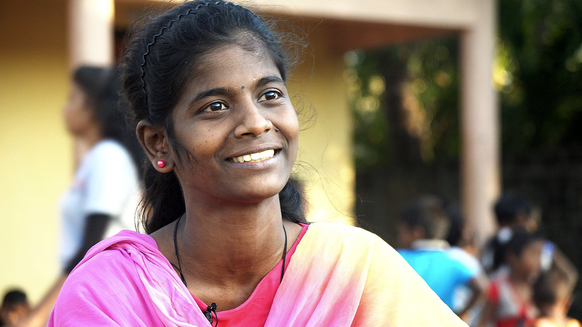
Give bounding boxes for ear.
[136,120,174,173]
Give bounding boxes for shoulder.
[299,222,405,271]
[85,140,137,180]
[441,250,477,274]
[448,247,482,274]
[89,139,132,162]
[534,318,556,327]
[93,139,126,152]
[53,248,144,324]
[70,230,156,281]
[306,222,385,244]
[302,222,400,260]
[52,232,163,325]
[66,247,137,291]
[282,223,466,326]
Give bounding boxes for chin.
[230,182,287,203]
[243,188,284,202]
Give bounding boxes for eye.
[202,101,228,112]
[259,90,282,102]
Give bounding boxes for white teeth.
[233,149,275,163]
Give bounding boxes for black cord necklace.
[171,215,288,326]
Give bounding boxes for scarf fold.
[50,222,467,326]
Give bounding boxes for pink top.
[192,224,308,326]
[49,221,467,327]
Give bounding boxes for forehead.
[188,44,279,87]
[522,239,544,254]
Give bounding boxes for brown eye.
[203,102,228,112]
[259,90,282,102]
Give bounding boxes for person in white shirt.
[16,66,143,327]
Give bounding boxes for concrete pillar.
[68,0,115,68]
[460,0,499,246]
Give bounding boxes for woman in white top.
[16,66,142,327]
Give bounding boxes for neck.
[178,195,286,286]
[541,303,570,326]
[77,126,103,153]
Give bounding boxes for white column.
[68,0,115,68]
[460,0,499,246]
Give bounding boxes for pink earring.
[157,160,166,168]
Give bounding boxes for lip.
[226,143,282,161]
[224,144,283,170]
[227,152,280,170]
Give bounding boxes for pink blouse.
[192,223,309,326]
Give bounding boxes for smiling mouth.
[231,149,276,163]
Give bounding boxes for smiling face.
[167,43,299,204]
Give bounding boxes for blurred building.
[0,0,496,303]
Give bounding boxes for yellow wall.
[289,23,355,224]
[0,0,71,303]
[0,1,354,305]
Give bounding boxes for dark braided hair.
[123,0,306,234]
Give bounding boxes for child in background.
[0,289,30,326]
[533,265,580,327]
[481,194,534,276]
[397,196,486,317]
[478,229,545,327]
[446,205,489,325]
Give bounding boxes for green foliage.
[345,50,391,170]
[349,0,582,171]
[346,37,460,171]
[499,0,582,151]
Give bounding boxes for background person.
[0,289,30,327]
[533,259,580,327]
[446,204,489,325]
[397,195,486,318]
[481,194,535,275]
[478,230,545,327]
[17,66,142,327]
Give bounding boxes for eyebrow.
[190,87,229,106]
[254,76,285,89]
[189,75,285,107]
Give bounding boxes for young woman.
[17,66,142,327]
[49,1,467,326]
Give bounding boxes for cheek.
[63,104,74,122]
[281,108,299,141]
[525,252,541,271]
[64,103,90,128]
[64,99,80,117]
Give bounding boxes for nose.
[233,101,273,138]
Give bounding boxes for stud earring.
[157,160,166,168]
